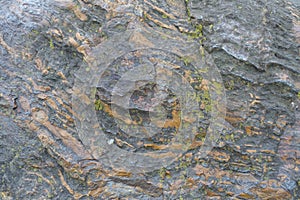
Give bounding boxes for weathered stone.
[0,0,299,199]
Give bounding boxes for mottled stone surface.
[0,0,299,199]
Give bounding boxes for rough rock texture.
[0,0,299,199]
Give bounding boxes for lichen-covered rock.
[0,0,299,199]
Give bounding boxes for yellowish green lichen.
[95,99,104,111]
[180,56,192,66]
[49,39,54,49]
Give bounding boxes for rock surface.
[0,0,299,199]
